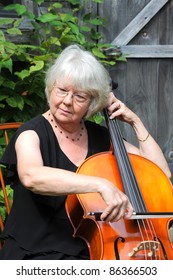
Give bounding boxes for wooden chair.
[0,122,23,248]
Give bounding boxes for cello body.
[66,151,173,260]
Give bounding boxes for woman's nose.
[63,92,73,104]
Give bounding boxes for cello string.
[104,110,163,259]
[104,111,147,250]
[108,114,160,259]
[111,118,146,210]
[105,115,136,203]
[148,219,161,259]
[136,219,148,260]
[111,120,157,259]
[112,120,161,259]
[138,218,161,260]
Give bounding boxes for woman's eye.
[76,94,86,100]
[59,88,67,92]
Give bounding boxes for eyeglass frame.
[53,85,91,105]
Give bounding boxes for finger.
[108,101,124,116]
[109,205,128,222]
[101,199,133,223]
[101,204,124,223]
[109,107,124,120]
[123,202,134,219]
[107,92,117,107]
[100,205,118,222]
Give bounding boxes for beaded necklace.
[48,112,84,142]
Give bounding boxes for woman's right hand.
[98,178,134,223]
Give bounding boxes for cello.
[66,109,173,260]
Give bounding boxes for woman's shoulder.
[9,115,52,148]
[19,115,46,130]
[16,115,52,136]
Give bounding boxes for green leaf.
[16,44,45,53]
[24,11,35,20]
[38,13,58,23]
[0,76,5,85]
[0,185,13,221]
[4,4,27,16]
[92,47,106,59]
[101,60,116,66]
[89,112,104,124]
[79,25,91,32]
[6,96,24,110]
[14,18,23,28]
[48,20,64,27]
[49,37,61,46]
[59,13,76,23]
[34,54,52,61]
[33,0,45,5]
[7,27,22,35]
[0,44,4,55]
[0,59,13,73]
[76,33,85,45]
[89,18,105,26]
[68,22,79,35]
[5,80,16,90]
[116,56,127,62]
[3,41,17,56]
[0,95,8,101]
[0,206,6,222]
[15,69,30,80]
[24,99,33,107]
[29,61,44,73]
[61,26,71,35]
[14,4,27,16]
[5,185,13,197]
[52,3,62,9]
[83,13,91,22]
[0,18,14,26]
[93,0,104,3]
[68,0,81,5]
[0,30,5,41]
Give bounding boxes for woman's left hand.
[107,94,172,179]
[107,92,138,124]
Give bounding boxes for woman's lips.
[59,107,72,116]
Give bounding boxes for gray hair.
[45,44,111,118]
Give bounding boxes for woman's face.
[49,79,91,124]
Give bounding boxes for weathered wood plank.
[157,58,173,177]
[108,45,173,58]
[111,0,170,46]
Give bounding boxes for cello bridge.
[128,241,160,257]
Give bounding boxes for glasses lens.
[55,87,90,104]
[74,94,89,103]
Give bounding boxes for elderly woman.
[0,45,171,260]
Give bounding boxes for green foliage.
[0,184,13,222]
[0,0,123,124]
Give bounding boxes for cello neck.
[104,109,147,212]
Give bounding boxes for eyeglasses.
[54,87,91,104]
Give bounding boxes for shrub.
[0,0,124,123]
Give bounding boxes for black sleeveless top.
[0,116,110,259]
